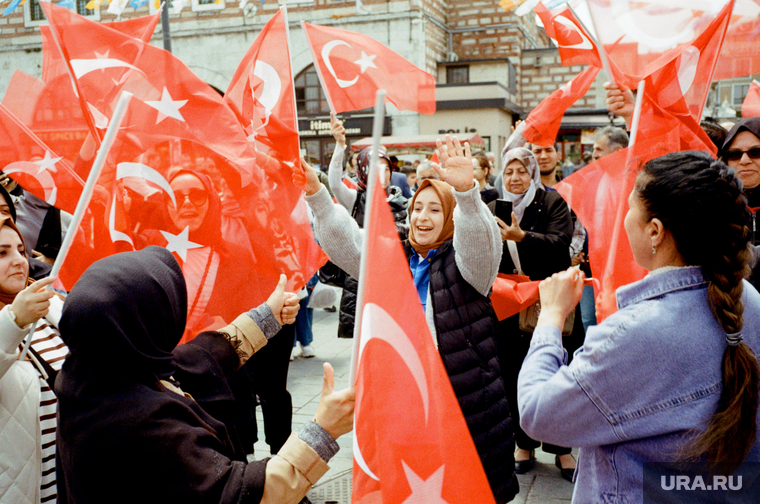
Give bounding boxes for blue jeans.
[580,284,597,333]
[293,297,313,347]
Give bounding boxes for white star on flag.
[33,152,61,174]
[354,51,377,73]
[145,87,188,124]
[160,226,202,262]
[400,462,450,504]
[95,50,110,60]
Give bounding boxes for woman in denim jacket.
[518,151,760,502]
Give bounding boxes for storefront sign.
[298,116,391,137]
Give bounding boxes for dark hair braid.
[639,152,759,472]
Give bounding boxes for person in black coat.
[488,147,578,482]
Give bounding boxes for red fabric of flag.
[535,2,602,68]
[556,129,700,321]
[39,3,324,337]
[302,21,436,114]
[742,81,760,118]
[353,175,495,504]
[0,104,85,215]
[523,65,600,147]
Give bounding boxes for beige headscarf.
[408,179,456,256]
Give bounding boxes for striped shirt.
[26,319,68,504]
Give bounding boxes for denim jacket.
[518,267,760,503]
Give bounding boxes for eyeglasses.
[171,188,208,207]
[724,147,760,162]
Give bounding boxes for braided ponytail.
[639,152,759,472]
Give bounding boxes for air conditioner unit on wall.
[446,52,459,62]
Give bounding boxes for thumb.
[511,212,518,227]
[275,274,287,294]
[322,362,335,397]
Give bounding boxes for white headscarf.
[499,147,541,224]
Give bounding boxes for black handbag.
[317,260,347,288]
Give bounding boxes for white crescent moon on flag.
[677,46,700,96]
[616,11,695,51]
[554,16,593,50]
[116,162,176,207]
[321,40,359,88]
[252,60,281,118]
[3,161,57,205]
[70,58,144,79]
[108,193,134,246]
[352,302,432,482]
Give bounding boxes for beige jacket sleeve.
[261,433,331,504]
[217,313,268,365]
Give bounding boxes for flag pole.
[627,80,645,147]
[349,89,385,387]
[301,20,337,115]
[574,3,615,86]
[19,91,133,362]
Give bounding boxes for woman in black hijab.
[55,246,355,504]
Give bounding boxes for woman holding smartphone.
[488,146,577,481]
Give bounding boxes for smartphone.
[494,199,513,224]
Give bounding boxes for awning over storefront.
[350,132,486,155]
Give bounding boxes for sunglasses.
[724,147,760,162]
[170,188,208,207]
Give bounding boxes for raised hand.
[10,276,57,328]
[330,112,346,148]
[604,81,634,129]
[266,274,300,326]
[313,362,356,439]
[432,134,475,192]
[297,156,323,196]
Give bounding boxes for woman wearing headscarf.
[720,117,760,290]
[488,147,576,481]
[0,218,64,503]
[300,136,519,503]
[55,246,355,504]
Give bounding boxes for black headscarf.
[721,117,760,207]
[0,184,17,222]
[58,246,187,381]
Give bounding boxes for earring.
[651,244,657,255]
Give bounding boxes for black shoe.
[514,450,535,474]
[555,455,575,483]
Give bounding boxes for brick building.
[0,0,623,169]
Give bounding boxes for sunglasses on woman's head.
[724,147,760,162]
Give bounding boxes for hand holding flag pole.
[349,89,386,387]
[19,91,134,362]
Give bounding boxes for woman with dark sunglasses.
[721,117,760,290]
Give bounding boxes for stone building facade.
[0,0,621,168]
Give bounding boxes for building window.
[507,61,517,94]
[26,0,99,26]
[733,83,750,107]
[192,0,225,12]
[446,65,469,84]
[295,65,330,116]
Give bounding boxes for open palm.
[432,135,474,192]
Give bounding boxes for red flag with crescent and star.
[302,21,436,114]
[0,104,85,215]
[523,65,600,147]
[36,2,325,339]
[352,168,495,504]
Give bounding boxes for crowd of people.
[2,45,760,503]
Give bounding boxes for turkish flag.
[353,174,495,503]
[0,104,85,215]
[39,3,326,335]
[713,0,760,80]
[638,0,732,123]
[536,2,602,68]
[742,81,760,118]
[556,128,705,321]
[302,21,436,114]
[523,65,600,147]
[490,274,539,321]
[224,7,328,282]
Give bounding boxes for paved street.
[253,304,575,503]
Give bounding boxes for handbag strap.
[506,240,523,275]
